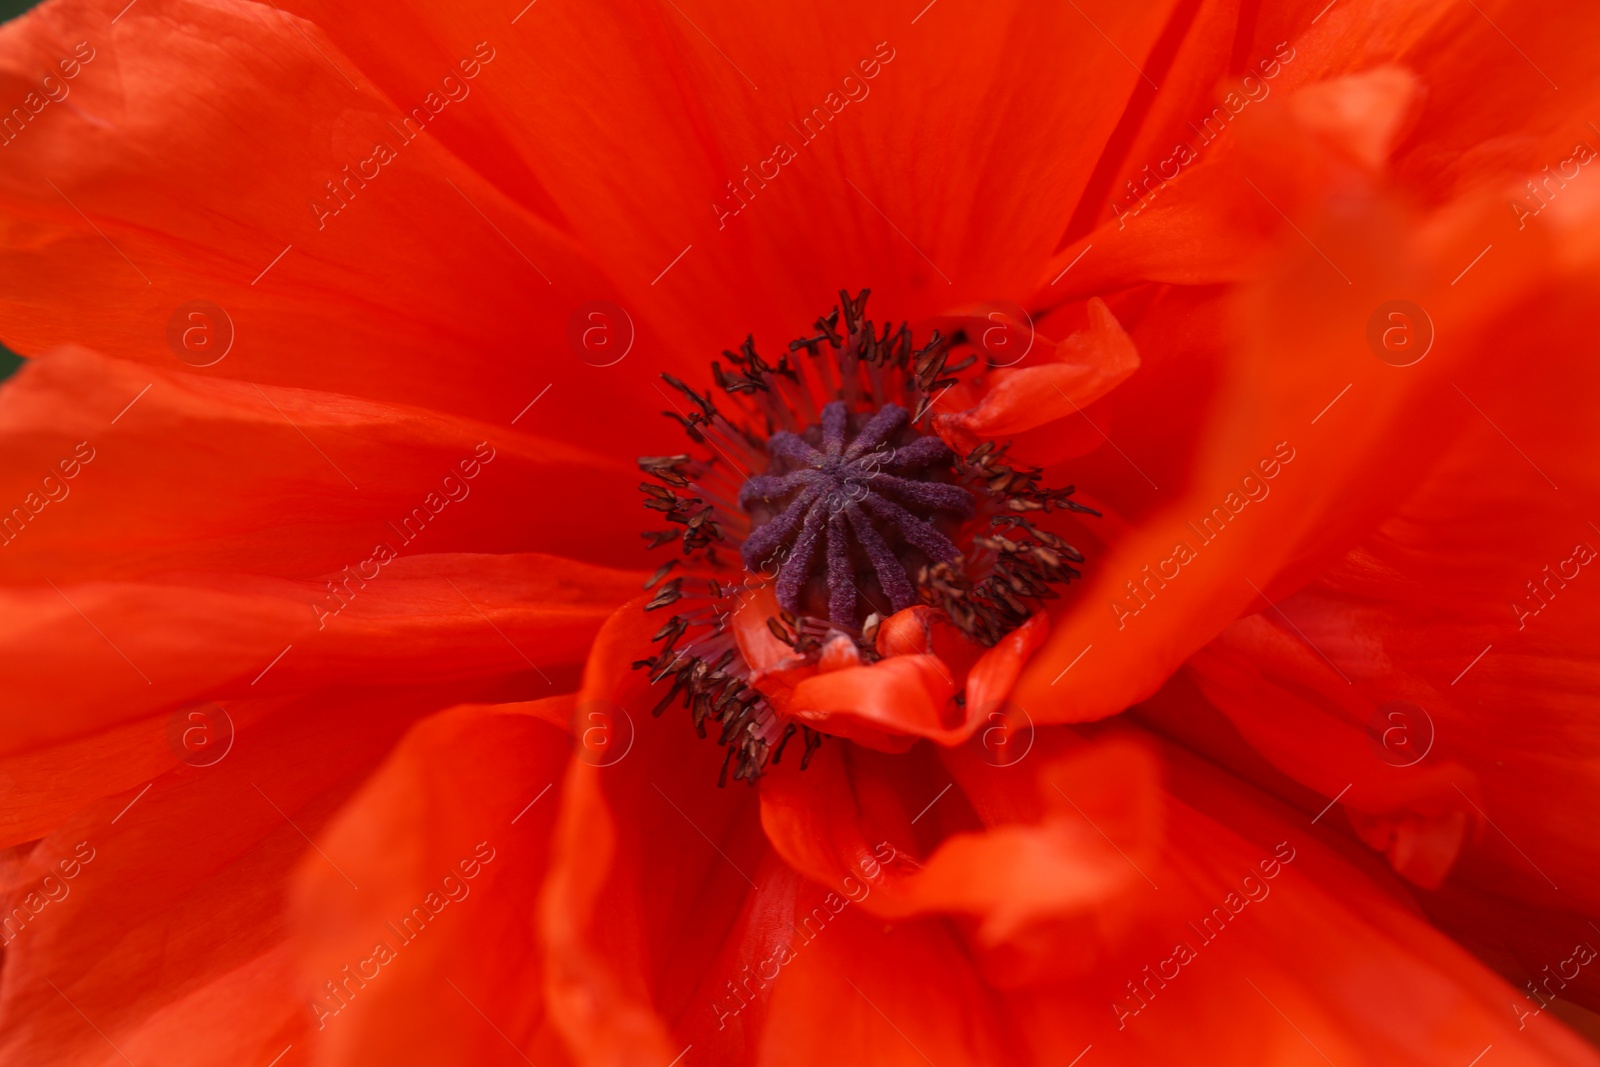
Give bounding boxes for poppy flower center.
[738,400,973,630]
[634,290,1096,785]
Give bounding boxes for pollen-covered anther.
[917,442,1098,646]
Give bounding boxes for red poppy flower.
[3,0,1600,1064]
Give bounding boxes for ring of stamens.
[633,290,1096,785]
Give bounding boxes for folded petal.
[934,299,1140,451]
[540,601,768,1066]
[1189,365,1600,913]
[0,689,430,1065]
[1015,121,1600,724]
[0,0,668,446]
[0,552,640,764]
[291,699,575,1065]
[0,346,638,584]
[798,725,1600,1064]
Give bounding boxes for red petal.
[789,656,958,752]
[935,299,1140,449]
[291,700,574,1064]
